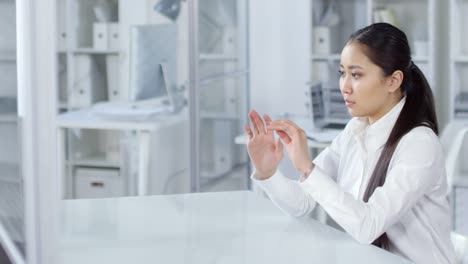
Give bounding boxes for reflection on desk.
[56,108,188,197]
[58,191,411,264]
[234,129,338,149]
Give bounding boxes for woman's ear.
[387,70,404,93]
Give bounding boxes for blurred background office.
[1,0,468,263]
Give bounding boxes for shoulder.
[394,126,442,167]
[400,126,439,146]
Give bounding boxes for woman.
[244,23,456,263]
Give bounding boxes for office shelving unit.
[56,0,250,197]
[309,0,437,127]
[449,0,468,236]
[56,0,124,199]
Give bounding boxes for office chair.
[451,231,468,264]
[441,121,468,264]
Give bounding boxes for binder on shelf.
[313,26,340,55]
[108,23,120,51]
[93,23,108,50]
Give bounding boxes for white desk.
[57,191,411,264]
[234,133,331,149]
[235,129,339,224]
[56,108,187,198]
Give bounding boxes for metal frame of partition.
[189,0,251,192]
[188,0,201,192]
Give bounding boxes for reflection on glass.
[198,0,249,192]
[56,0,191,200]
[0,0,25,261]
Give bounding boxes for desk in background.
[56,108,187,198]
[57,191,411,264]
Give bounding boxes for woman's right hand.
[244,110,283,180]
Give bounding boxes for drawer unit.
[73,167,124,199]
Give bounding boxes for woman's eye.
[338,70,344,77]
[351,73,361,78]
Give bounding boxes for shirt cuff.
[300,164,341,205]
[251,170,295,193]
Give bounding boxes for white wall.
[248,0,311,179]
[248,0,311,118]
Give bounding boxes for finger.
[275,137,283,156]
[267,120,289,132]
[244,124,253,140]
[263,114,274,136]
[268,120,299,137]
[248,111,260,136]
[263,114,272,125]
[277,130,292,144]
[284,119,302,130]
[253,111,266,134]
[280,120,301,138]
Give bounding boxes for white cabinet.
[309,0,438,128]
[56,0,135,198]
[450,0,468,119]
[73,167,124,199]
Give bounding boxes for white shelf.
[71,48,119,55]
[453,56,468,63]
[311,54,341,61]
[199,53,238,61]
[412,56,429,63]
[58,103,69,109]
[0,114,17,122]
[67,153,120,168]
[311,54,429,63]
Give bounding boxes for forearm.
[252,170,316,217]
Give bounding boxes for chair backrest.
[440,121,468,193]
[451,232,468,264]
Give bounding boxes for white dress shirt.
[252,98,456,264]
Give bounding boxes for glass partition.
[0,0,25,261]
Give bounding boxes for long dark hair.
[347,23,438,250]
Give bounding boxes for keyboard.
[90,100,173,121]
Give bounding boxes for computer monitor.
[308,81,348,130]
[129,24,181,111]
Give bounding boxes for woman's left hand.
[267,119,313,176]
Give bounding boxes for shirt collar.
[348,97,406,153]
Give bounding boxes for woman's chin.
[347,108,364,118]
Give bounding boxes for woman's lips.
[345,99,355,107]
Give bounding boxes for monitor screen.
[129,24,177,101]
[308,81,348,130]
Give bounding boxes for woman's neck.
[368,93,403,125]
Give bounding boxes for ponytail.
[362,61,438,249]
[348,23,438,250]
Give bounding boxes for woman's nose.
[340,76,352,95]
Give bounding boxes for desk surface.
[58,191,411,264]
[56,108,187,130]
[235,134,331,149]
